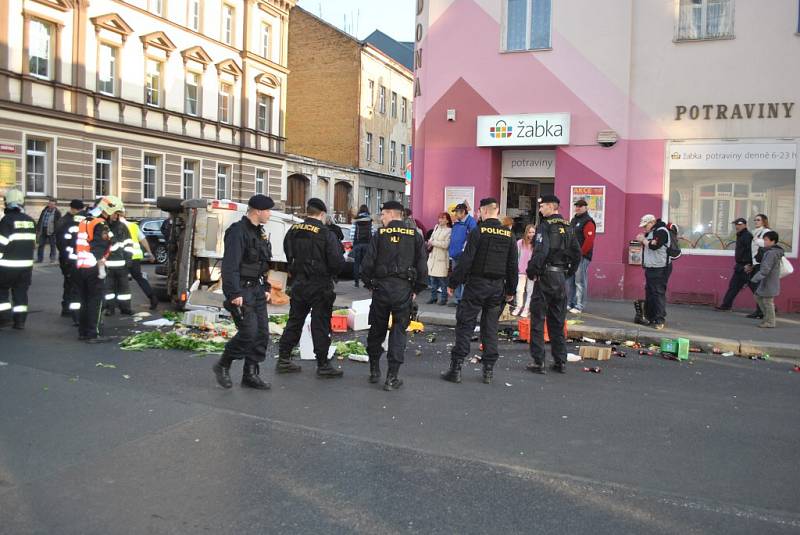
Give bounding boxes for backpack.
[664,222,681,260]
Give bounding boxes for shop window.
[29,19,53,79]
[676,0,734,41]
[504,0,551,51]
[25,139,49,195]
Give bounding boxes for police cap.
[538,194,560,204]
[70,199,85,210]
[479,197,498,207]
[248,194,274,210]
[307,197,327,213]
[731,217,747,225]
[573,198,588,207]
[381,200,404,211]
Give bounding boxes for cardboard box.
[578,346,612,361]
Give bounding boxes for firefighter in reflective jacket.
[212,195,275,390]
[104,207,134,316]
[277,198,345,378]
[526,195,582,374]
[55,199,86,322]
[441,198,518,384]
[0,189,37,330]
[75,196,115,341]
[360,200,428,391]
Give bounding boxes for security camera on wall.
[597,130,618,147]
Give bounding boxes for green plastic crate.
[660,338,677,354]
[676,338,690,361]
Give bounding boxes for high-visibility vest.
[126,221,144,260]
[76,218,108,269]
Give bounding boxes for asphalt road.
[1,265,799,534]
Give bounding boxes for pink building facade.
[412,0,800,311]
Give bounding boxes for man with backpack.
[635,214,675,330]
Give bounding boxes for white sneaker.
[512,307,522,316]
[520,308,529,318]
[569,308,582,314]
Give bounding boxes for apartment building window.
[378,137,385,164]
[368,79,374,107]
[149,0,164,16]
[183,160,198,199]
[28,19,53,79]
[217,164,230,199]
[188,0,201,31]
[218,82,232,123]
[390,141,396,169]
[25,139,48,195]
[401,97,408,122]
[261,24,271,58]
[145,59,162,107]
[398,192,404,204]
[676,0,734,41]
[222,5,234,45]
[257,94,273,133]
[185,72,201,116]
[505,0,551,51]
[364,187,372,211]
[401,144,406,169]
[143,155,159,201]
[379,86,386,114]
[390,92,398,118]
[365,133,373,161]
[95,148,113,197]
[255,169,266,195]
[97,44,116,95]
[376,189,383,210]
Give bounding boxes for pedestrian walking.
[103,207,134,316]
[715,217,753,311]
[352,204,372,288]
[361,200,428,391]
[512,224,536,317]
[635,214,671,330]
[0,189,36,330]
[277,198,345,378]
[54,199,85,319]
[212,194,275,390]
[35,198,61,263]
[426,212,452,305]
[75,197,115,342]
[441,198,517,384]
[567,198,596,314]
[746,214,772,319]
[447,202,476,306]
[526,195,581,374]
[121,213,160,310]
[749,231,783,328]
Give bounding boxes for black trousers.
[279,278,335,363]
[451,277,505,366]
[59,258,73,311]
[105,268,132,313]
[37,232,56,262]
[367,278,413,374]
[0,268,31,326]
[529,271,568,366]
[644,266,669,324]
[77,267,104,338]
[223,285,269,364]
[720,264,751,308]
[748,264,763,313]
[129,260,154,298]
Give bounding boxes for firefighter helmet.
[4,188,24,208]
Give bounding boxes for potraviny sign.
[477,113,570,147]
[669,143,797,170]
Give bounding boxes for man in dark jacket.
[567,199,596,314]
[36,198,61,263]
[716,218,754,311]
[352,205,372,288]
[54,199,86,318]
[447,203,476,306]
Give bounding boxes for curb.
[418,312,800,360]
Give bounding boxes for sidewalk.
[326,282,800,360]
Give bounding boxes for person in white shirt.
[746,214,772,319]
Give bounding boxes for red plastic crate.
[331,315,348,333]
[518,317,567,343]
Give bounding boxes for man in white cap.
[635,214,671,330]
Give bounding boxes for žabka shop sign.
[477,113,570,147]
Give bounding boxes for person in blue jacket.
[447,202,476,306]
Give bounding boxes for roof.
[363,30,414,71]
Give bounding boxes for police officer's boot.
[368,360,381,383]
[384,365,403,391]
[212,355,234,389]
[316,357,343,378]
[633,300,648,325]
[12,318,25,330]
[441,358,463,383]
[149,294,159,310]
[482,363,494,384]
[242,362,271,390]
[275,353,302,374]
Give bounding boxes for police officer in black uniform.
[212,194,274,390]
[278,198,345,378]
[441,198,517,384]
[55,199,85,320]
[361,200,428,391]
[526,195,581,374]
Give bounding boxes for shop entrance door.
[501,178,554,223]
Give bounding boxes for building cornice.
[90,13,134,42]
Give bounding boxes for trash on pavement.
[793,366,800,373]
[334,340,367,360]
[567,353,581,362]
[426,333,437,343]
[582,336,597,343]
[347,353,369,363]
[407,320,425,333]
[95,362,116,368]
[712,347,723,354]
[566,319,584,325]
[638,350,655,356]
[579,346,611,361]
[721,351,734,357]
[268,322,284,335]
[582,367,602,373]
[133,312,152,318]
[142,318,174,327]
[469,355,482,364]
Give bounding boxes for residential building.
[285,7,412,221]
[413,0,800,311]
[0,0,295,216]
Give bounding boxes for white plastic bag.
[779,256,794,279]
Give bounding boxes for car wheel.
[155,244,168,264]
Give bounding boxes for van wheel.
[155,244,168,264]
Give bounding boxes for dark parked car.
[138,217,168,263]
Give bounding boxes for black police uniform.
[55,211,80,316]
[278,217,345,376]
[0,207,36,329]
[360,219,428,390]
[527,212,581,373]
[214,215,273,389]
[104,218,133,315]
[442,217,517,384]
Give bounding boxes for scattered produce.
[333,340,367,356]
[120,331,227,352]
